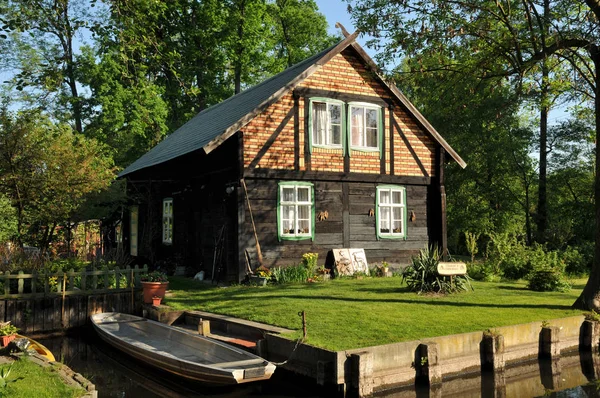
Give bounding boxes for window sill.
[280,235,312,241]
[377,234,405,240]
[351,147,380,154]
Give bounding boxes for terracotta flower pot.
[152,297,162,306]
[141,282,169,304]
[1,334,15,347]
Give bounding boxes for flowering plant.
[141,271,169,283]
[255,265,272,278]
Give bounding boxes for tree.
[77,46,169,168]
[0,108,115,252]
[0,194,17,243]
[1,0,97,132]
[346,0,600,310]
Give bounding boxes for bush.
[402,246,472,294]
[527,269,571,292]
[271,264,310,284]
[467,261,500,282]
[562,243,594,276]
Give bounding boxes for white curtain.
[313,103,327,145]
[351,107,364,146]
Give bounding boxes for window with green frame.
[277,182,314,241]
[309,98,345,150]
[376,185,407,239]
[349,102,382,154]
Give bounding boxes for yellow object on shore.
[16,334,56,362]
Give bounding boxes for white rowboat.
[91,313,276,385]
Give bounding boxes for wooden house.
[119,30,466,281]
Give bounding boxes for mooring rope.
[270,336,305,366]
[270,310,307,366]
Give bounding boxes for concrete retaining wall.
[263,315,591,396]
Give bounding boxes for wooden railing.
[0,265,149,299]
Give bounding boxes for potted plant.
[141,271,169,304]
[152,296,162,307]
[250,266,271,286]
[0,322,18,347]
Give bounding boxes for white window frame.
[349,102,381,151]
[376,186,406,239]
[278,182,313,240]
[310,98,344,149]
[162,198,173,244]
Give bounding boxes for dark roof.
[119,41,342,177]
[120,33,466,177]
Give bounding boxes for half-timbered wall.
[242,47,437,179]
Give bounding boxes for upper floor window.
[376,185,406,239]
[350,103,380,150]
[278,182,314,241]
[162,198,173,244]
[310,99,343,148]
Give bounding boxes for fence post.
[68,268,75,290]
[31,271,37,295]
[2,271,8,297]
[134,265,140,287]
[17,271,24,295]
[92,267,98,290]
[43,273,49,296]
[115,267,121,290]
[103,268,109,291]
[81,269,87,292]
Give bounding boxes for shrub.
[271,264,310,284]
[467,261,500,282]
[402,246,472,294]
[562,243,594,276]
[301,252,318,275]
[527,269,571,292]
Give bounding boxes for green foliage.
[562,243,594,276]
[0,109,115,252]
[301,252,318,275]
[271,264,310,284]
[467,262,500,282]
[527,269,571,293]
[0,194,17,243]
[0,322,18,336]
[0,357,84,397]
[402,246,472,294]
[464,231,480,263]
[140,270,168,283]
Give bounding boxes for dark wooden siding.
[241,178,430,268]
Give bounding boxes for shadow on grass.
[496,286,529,291]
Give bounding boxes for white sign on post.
[437,262,467,276]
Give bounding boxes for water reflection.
[36,330,600,398]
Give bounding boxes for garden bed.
[166,276,586,351]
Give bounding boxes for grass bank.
[0,357,85,398]
[167,276,586,351]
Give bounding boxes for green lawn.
[0,357,85,398]
[167,276,587,351]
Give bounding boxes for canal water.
[37,330,600,398]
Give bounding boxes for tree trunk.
[573,48,600,310]
[536,0,550,243]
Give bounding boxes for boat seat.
[212,359,265,369]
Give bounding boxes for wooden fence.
[0,265,148,334]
